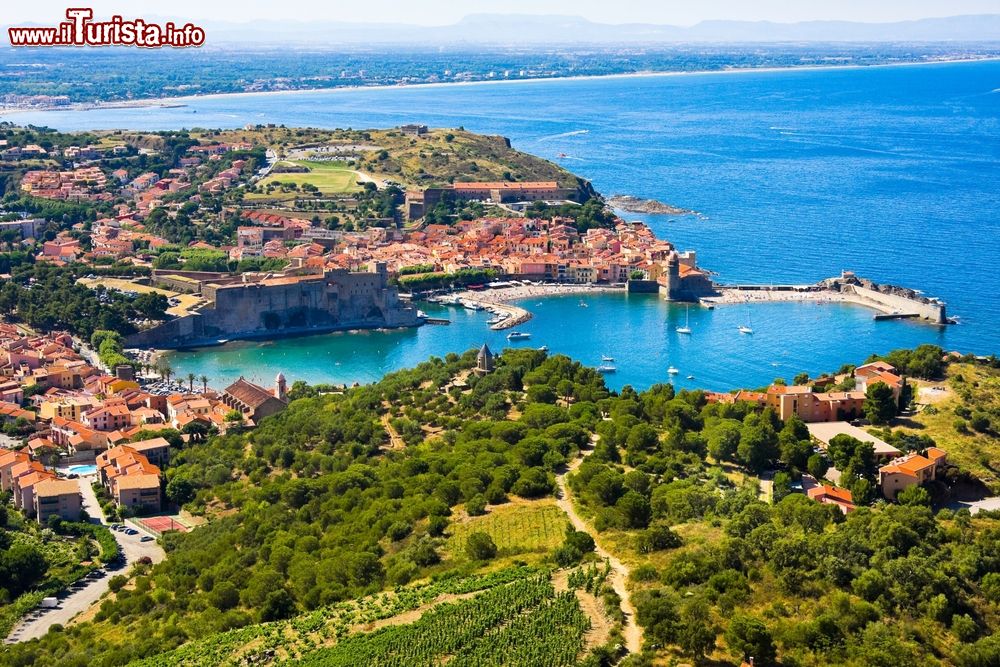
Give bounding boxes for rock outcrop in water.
[607,195,699,216]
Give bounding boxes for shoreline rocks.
[607,195,699,216]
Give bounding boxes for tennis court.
[136,516,189,535]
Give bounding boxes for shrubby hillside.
[2,349,999,667]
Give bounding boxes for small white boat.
[506,331,531,341]
[676,304,692,334]
[597,364,617,374]
[739,300,753,334]
[602,355,615,363]
[486,315,505,325]
[417,310,428,319]
[538,345,549,352]
[686,375,695,380]
[668,366,679,375]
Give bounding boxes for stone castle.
[126,263,420,348]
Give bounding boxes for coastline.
[450,283,624,329]
[705,286,938,320]
[2,55,997,119]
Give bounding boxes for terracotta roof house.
[807,485,856,514]
[879,449,947,500]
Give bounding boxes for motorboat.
[506,331,531,341]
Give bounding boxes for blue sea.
[11,61,999,390]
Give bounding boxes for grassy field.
[901,362,1000,492]
[448,500,569,557]
[250,160,361,200]
[207,126,582,192]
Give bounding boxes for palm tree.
[187,372,195,392]
[159,364,173,383]
[200,375,209,393]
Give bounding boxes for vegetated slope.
[209,126,593,194]
[894,360,1000,493]
[360,128,589,192]
[5,348,1000,667]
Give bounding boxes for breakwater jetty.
[704,271,949,325]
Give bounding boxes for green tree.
[725,614,776,665]
[738,413,779,473]
[864,381,897,425]
[465,531,497,560]
[678,597,718,660]
[707,419,742,462]
[896,485,931,507]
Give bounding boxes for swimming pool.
[68,464,98,475]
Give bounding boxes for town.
[0,121,997,667]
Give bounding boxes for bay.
[10,61,998,389]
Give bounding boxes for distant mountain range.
[190,13,1000,45]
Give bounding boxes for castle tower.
[275,372,287,402]
[663,251,682,301]
[476,343,494,375]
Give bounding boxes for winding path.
[554,437,643,655]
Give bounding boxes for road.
[950,496,1000,514]
[554,436,643,656]
[5,475,165,644]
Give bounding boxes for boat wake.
[536,129,590,142]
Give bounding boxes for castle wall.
[126,268,419,348]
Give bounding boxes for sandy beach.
[2,55,997,118]
[705,287,898,316]
[452,283,623,329]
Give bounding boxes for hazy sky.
[7,0,999,25]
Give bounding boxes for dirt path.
[554,437,642,656]
[381,414,405,450]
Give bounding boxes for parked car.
[140,536,154,543]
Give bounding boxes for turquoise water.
[13,61,999,389]
[68,464,98,475]
[164,294,948,392]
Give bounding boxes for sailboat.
[738,300,754,334]
[668,366,679,375]
[676,304,692,334]
[601,354,615,363]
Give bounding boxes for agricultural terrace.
[448,500,569,557]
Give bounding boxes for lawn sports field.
[449,500,569,556]
[252,160,362,199]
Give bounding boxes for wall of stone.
[846,284,946,323]
[126,269,419,348]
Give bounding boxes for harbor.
[427,282,624,330]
